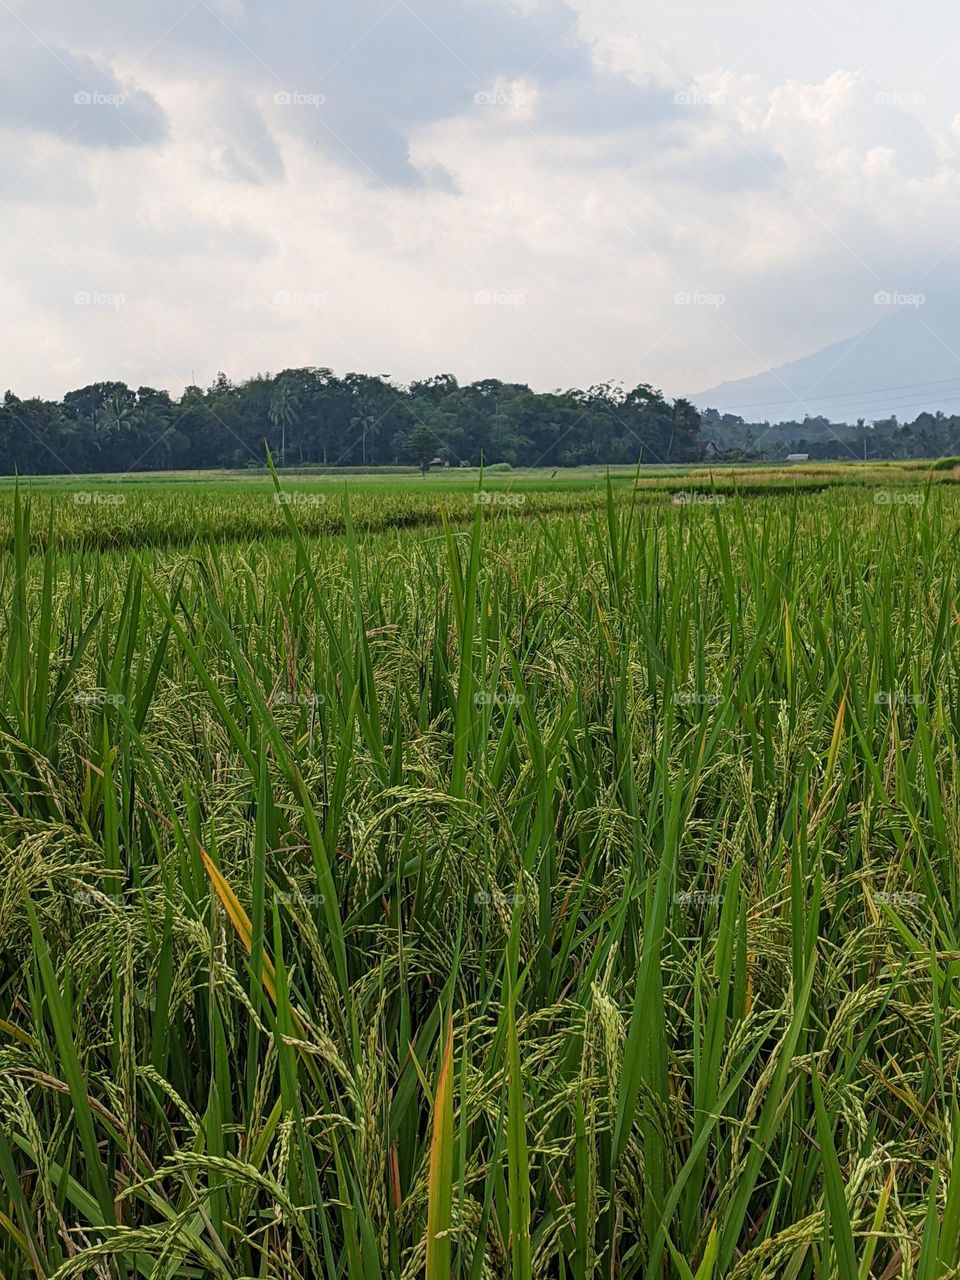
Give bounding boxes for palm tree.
[669,397,700,461]
[350,401,380,465]
[93,391,137,466]
[269,378,301,466]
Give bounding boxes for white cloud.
[2,0,960,401]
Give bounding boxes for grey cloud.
[535,73,679,134]
[0,34,166,147]
[266,0,628,184]
[19,0,676,184]
[209,94,285,184]
[866,100,939,179]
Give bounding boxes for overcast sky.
[4,0,960,401]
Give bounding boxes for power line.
[728,391,960,429]
[702,372,960,414]
[831,390,960,418]
[749,389,960,423]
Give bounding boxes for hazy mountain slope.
[691,299,960,423]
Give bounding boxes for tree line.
[0,370,702,474]
[702,408,960,461]
[3,368,957,474]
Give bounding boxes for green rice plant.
[1,471,960,1278]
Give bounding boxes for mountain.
[690,296,960,424]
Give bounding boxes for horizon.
[8,336,960,431]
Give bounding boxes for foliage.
[701,406,960,462]
[0,372,702,475]
[1,475,960,1278]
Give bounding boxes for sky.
[4,0,960,403]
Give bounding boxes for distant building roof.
[786,453,809,461]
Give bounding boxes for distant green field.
[1,458,955,551]
[0,465,642,551]
[0,463,647,494]
[2,456,953,493]
[3,469,960,1279]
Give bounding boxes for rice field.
[2,466,960,1279]
[1,458,957,551]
